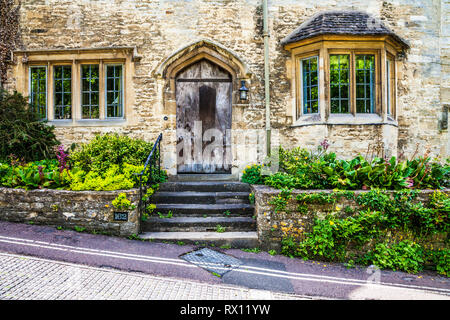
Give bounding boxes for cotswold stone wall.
[4,0,449,174]
[0,188,139,236]
[252,185,449,251]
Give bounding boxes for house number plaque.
[113,212,128,221]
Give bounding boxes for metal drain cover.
[180,248,242,277]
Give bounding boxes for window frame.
[286,36,403,126]
[326,49,380,116]
[80,63,101,120]
[295,51,320,119]
[299,55,320,116]
[329,53,351,114]
[53,64,73,120]
[24,60,128,123]
[386,54,396,119]
[104,63,125,119]
[28,65,48,120]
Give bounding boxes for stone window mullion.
[47,62,54,121]
[99,60,105,120]
[73,60,80,120]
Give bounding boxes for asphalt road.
[0,221,448,300]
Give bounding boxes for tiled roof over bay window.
[282,11,409,49]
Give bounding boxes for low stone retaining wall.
[251,185,449,251]
[0,188,139,236]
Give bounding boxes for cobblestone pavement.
[0,252,309,300]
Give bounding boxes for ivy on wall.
[0,0,21,87]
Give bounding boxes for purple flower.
[405,177,414,188]
[37,165,44,181]
[55,145,69,173]
[320,139,330,151]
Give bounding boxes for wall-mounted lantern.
[239,80,249,101]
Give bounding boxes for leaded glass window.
[54,66,72,119]
[330,55,350,113]
[302,56,319,114]
[106,65,123,118]
[29,66,47,119]
[355,55,375,113]
[81,64,100,119]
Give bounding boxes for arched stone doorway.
[176,59,232,173]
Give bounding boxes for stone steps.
[152,191,250,204]
[158,181,251,193]
[152,203,254,217]
[138,231,259,248]
[140,180,257,248]
[141,216,256,232]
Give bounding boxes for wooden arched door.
[176,59,232,174]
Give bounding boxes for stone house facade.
[4,0,449,179]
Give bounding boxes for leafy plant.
[69,163,143,191]
[248,193,255,204]
[74,226,86,233]
[111,193,136,211]
[0,90,60,162]
[242,144,449,190]
[0,158,71,189]
[426,248,450,277]
[241,247,261,253]
[215,225,226,233]
[69,133,154,173]
[241,164,265,184]
[268,188,292,213]
[362,240,425,274]
[157,211,173,219]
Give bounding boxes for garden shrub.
[426,248,450,277]
[69,163,143,191]
[67,133,167,190]
[241,164,265,184]
[362,240,425,274]
[0,133,167,191]
[70,133,154,173]
[279,190,450,276]
[0,90,60,162]
[243,144,449,190]
[0,158,71,189]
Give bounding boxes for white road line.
[0,237,197,269]
[0,234,448,296]
[239,265,450,294]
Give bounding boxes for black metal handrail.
[137,133,162,224]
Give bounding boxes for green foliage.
[215,225,226,233]
[362,240,425,274]
[69,133,154,173]
[0,159,70,189]
[280,190,450,276]
[0,132,167,192]
[74,226,86,233]
[69,163,143,191]
[242,144,449,191]
[241,247,261,253]
[241,164,265,184]
[156,210,173,219]
[268,188,292,213]
[0,90,60,162]
[426,248,450,277]
[111,193,136,211]
[68,133,167,191]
